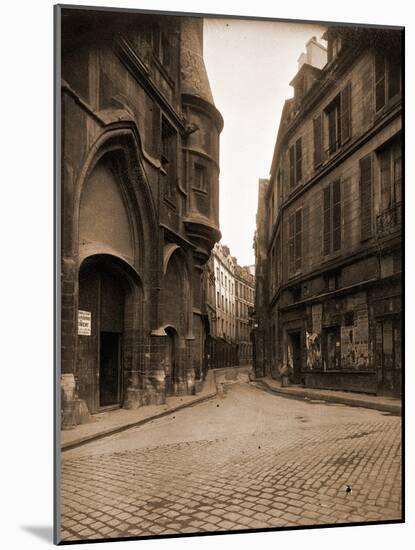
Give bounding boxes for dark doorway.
[164,330,176,396]
[323,326,341,370]
[78,260,126,412]
[288,331,302,384]
[100,332,122,406]
[376,318,401,396]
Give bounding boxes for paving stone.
[61,384,402,542]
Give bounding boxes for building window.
[153,25,174,75]
[375,52,401,113]
[360,154,373,240]
[376,138,402,231]
[323,82,351,157]
[289,137,302,188]
[194,163,207,191]
[275,233,281,287]
[313,114,323,168]
[217,291,220,308]
[326,95,340,156]
[288,209,302,274]
[161,117,177,198]
[323,180,341,255]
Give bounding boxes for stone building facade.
[234,265,255,365]
[254,27,402,396]
[203,243,255,369]
[59,8,223,427]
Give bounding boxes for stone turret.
[181,17,224,267]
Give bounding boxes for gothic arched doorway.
[77,255,141,413]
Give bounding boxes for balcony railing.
[376,202,402,234]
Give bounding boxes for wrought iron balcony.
[376,202,402,234]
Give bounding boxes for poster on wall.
[54,4,403,545]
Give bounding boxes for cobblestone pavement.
[60,383,402,542]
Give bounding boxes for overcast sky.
[203,18,326,266]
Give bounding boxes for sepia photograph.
[55,4,403,544]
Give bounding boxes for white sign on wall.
[78,310,91,336]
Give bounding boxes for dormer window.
[327,34,343,63]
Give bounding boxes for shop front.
[303,291,377,394]
[372,282,402,397]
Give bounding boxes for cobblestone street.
[60,382,402,542]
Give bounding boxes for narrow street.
[61,380,401,541]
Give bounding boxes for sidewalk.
[61,370,217,451]
[253,376,401,415]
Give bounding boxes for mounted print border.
[54,3,404,545]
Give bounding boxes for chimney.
[305,36,327,69]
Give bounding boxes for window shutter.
[289,213,295,273]
[289,145,295,188]
[313,114,323,168]
[295,209,302,271]
[332,180,341,251]
[328,107,337,155]
[340,82,351,143]
[302,204,309,270]
[323,186,331,255]
[388,51,401,99]
[361,65,374,128]
[375,53,386,112]
[360,155,373,240]
[295,138,302,183]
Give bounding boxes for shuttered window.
[313,114,323,168]
[375,53,386,112]
[340,82,351,143]
[388,51,401,99]
[327,101,339,155]
[289,145,295,188]
[323,187,331,256]
[289,209,303,274]
[295,138,302,183]
[295,209,303,270]
[323,181,342,255]
[324,81,352,156]
[332,180,341,251]
[289,213,295,273]
[375,51,401,113]
[289,138,303,188]
[360,155,373,240]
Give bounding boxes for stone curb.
[61,388,217,452]
[253,379,401,415]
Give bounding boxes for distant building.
[254,27,402,396]
[234,264,255,365]
[203,243,255,368]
